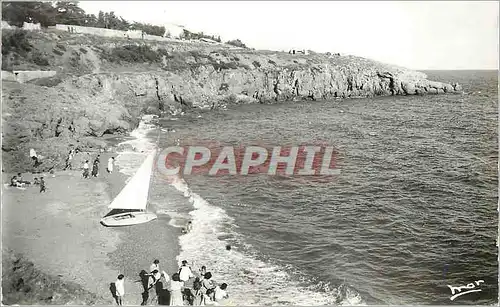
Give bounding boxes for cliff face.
[1,29,463,172]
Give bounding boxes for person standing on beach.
[169,273,184,306]
[64,150,74,170]
[192,278,203,306]
[82,160,90,178]
[199,266,207,278]
[39,177,46,193]
[145,270,160,305]
[115,274,125,305]
[150,259,160,273]
[201,272,215,292]
[107,157,115,174]
[91,155,100,177]
[179,260,194,283]
[30,148,39,167]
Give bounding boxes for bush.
[226,39,247,48]
[53,48,64,56]
[31,76,63,87]
[212,62,238,71]
[31,51,49,66]
[105,44,161,63]
[2,29,32,56]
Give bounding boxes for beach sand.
[2,150,181,305]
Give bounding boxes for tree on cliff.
[226,39,247,48]
[54,1,87,25]
[2,1,57,27]
[129,22,165,36]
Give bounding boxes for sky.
[78,1,499,70]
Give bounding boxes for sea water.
[115,71,498,305]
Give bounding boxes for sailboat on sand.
[100,140,159,227]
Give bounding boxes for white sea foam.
[115,115,158,178]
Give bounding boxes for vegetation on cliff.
[2,250,102,305]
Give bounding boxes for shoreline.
[2,120,181,305]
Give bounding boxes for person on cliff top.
[39,177,46,193]
[115,274,125,306]
[82,160,90,178]
[107,157,115,174]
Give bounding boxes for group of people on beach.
[11,147,116,193]
[113,259,229,306]
[9,172,46,192]
[62,148,115,179]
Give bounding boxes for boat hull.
[100,211,157,227]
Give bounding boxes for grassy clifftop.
[2,28,462,173]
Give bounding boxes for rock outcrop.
[1,29,463,172]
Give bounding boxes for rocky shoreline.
[2,29,463,174]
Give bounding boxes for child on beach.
[39,177,46,193]
[214,283,229,302]
[115,274,125,306]
[10,175,18,187]
[203,288,218,306]
[82,160,90,178]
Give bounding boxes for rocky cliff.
[2,29,462,172]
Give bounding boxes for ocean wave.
[115,115,158,177]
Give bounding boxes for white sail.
[108,149,156,210]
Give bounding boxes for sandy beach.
[2,149,181,305]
